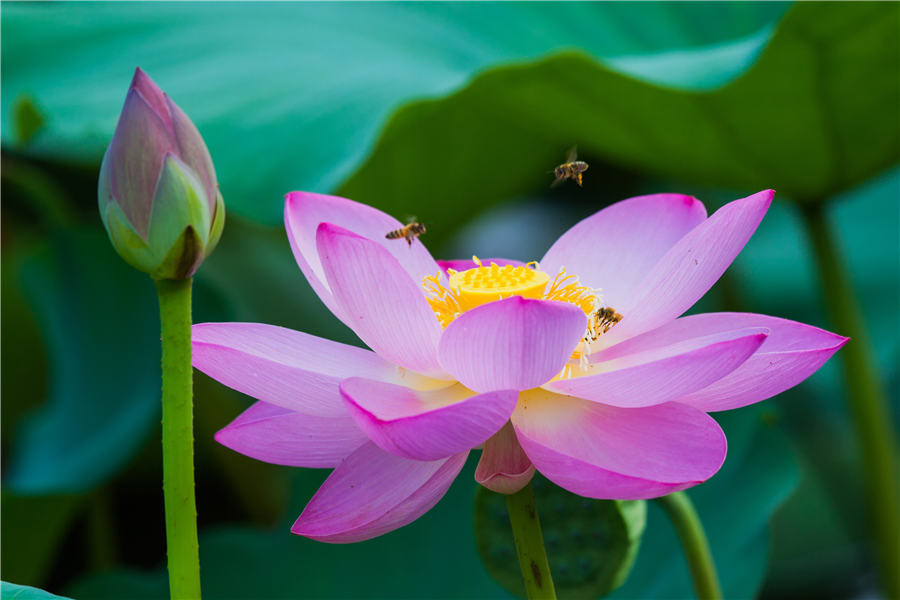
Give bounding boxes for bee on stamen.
[584,306,623,342]
[386,220,426,246]
[551,146,589,188]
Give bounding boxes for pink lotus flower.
[193,190,846,543]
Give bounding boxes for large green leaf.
[4,228,161,493]
[1,582,72,600]
[1,2,787,223]
[343,1,898,236]
[474,480,645,599]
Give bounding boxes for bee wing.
[550,175,566,189]
[566,145,578,163]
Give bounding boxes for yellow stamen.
[544,268,601,317]
[423,273,463,328]
[422,259,616,353]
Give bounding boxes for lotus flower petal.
[103,87,175,236]
[438,297,586,392]
[340,378,517,461]
[167,97,218,215]
[291,442,467,543]
[547,327,768,407]
[129,67,172,129]
[666,313,849,411]
[192,322,425,417]
[285,191,441,322]
[215,401,367,468]
[475,421,535,494]
[512,389,726,499]
[540,194,707,309]
[605,190,774,345]
[317,223,447,378]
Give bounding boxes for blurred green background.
[2,2,898,599]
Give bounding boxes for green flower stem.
[505,482,556,600]
[656,492,722,600]
[801,203,900,599]
[156,278,201,600]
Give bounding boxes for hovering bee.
[385,220,426,246]
[551,146,589,188]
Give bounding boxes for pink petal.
[317,223,447,377]
[129,68,172,130]
[192,322,419,417]
[214,401,367,468]
[548,328,769,407]
[284,192,441,322]
[438,297,587,392]
[340,378,517,461]
[539,194,707,309]
[475,421,535,494]
[667,313,849,411]
[106,87,176,236]
[605,190,774,345]
[291,442,467,543]
[436,258,525,275]
[167,97,218,214]
[512,390,726,500]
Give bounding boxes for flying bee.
[551,146,589,188]
[385,220,426,246]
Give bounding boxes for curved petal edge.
[340,378,517,461]
[291,442,467,543]
[512,390,726,500]
[214,401,367,468]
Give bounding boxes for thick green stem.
[156,278,201,600]
[505,483,556,600]
[657,492,721,600]
[801,203,900,598]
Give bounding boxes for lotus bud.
[98,67,224,279]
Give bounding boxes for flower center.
[449,262,550,311]
[424,258,623,377]
[423,256,609,329]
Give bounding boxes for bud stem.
[656,492,722,600]
[505,482,556,599]
[156,278,201,600]
[801,202,900,599]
